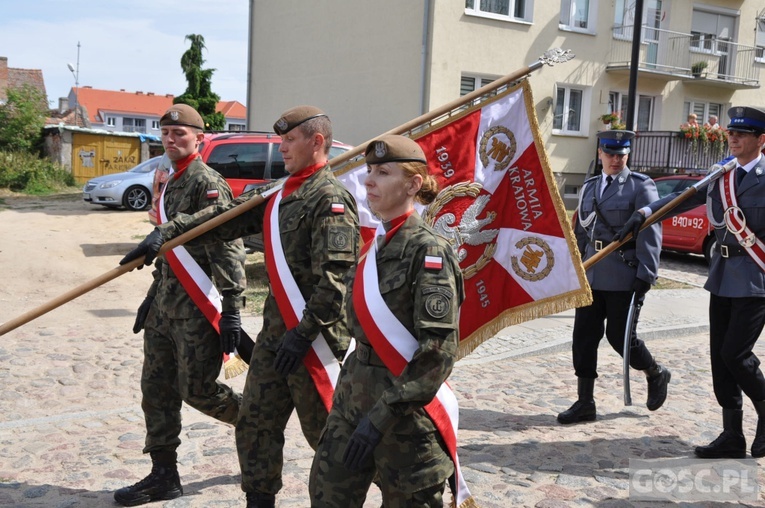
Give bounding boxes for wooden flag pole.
[1,47,575,336]
[582,159,736,270]
[329,48,574,171]
[0,182,284,337]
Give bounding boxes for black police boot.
[751,400,765,458]
[246,491,276,508]
[644,362,671,411]
[557,377,596,424]
[695,408,746,459]
[114,451,183,507]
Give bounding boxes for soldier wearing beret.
[114,104,247,506]
[309,135,466,507]
[558,130,671,425]
[618,107,765,459]
[121,105,359,507]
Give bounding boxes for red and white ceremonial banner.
[336,80,591,357]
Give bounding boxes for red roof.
[73,87,245,123]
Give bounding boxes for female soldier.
[309,135,467,507]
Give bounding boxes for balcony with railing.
[607,25,761,89]
[592,131,729,176]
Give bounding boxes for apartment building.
[69,87,247,134]
[247,0,765,204]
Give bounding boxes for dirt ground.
[0,189,157,336]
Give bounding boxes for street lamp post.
[67,41,80,127]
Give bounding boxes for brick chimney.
[0,56,8,102]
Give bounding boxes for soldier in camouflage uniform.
[122,105,359,508]
[115,104,246,506]
[309,135,464,508]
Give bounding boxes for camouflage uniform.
[141,157,246,454]
[158,165,359,495]
[309,213,464,508]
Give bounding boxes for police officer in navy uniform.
[558,130,671,424]
[618,107,765,458]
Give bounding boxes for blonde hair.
[400,161,439,204]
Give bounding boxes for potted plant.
[599,112,620,125]
[691,61,708,78]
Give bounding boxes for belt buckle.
[356,344,369,363]
[720,244,729,258]
[595,240,603,251]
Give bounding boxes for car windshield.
[128,158,160,174]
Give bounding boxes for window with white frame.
[560,0,595,32]
[683,101,724,126]
[151,120,160,130]
[460,74,498,96]
[690,9,736,53]
[756,17,765,63]
[608,91,655,131]
[553,85,588,134]
[106,117,116,127]
[465,0,532,23]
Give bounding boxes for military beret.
[365,134,427,165]
[597,130,635,155]
[726,106,765,133]
[159,104,205,130]
[273,105,327,135]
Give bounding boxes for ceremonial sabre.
[622,292,642,406]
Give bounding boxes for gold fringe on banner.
[224,354,248,379]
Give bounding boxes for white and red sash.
[263,189,341,412]
[157,172,249,376]
[352,230,474,508]
[719,169,765,272]
[158,183,221,329]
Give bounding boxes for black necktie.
[736,167,746,187]
[602,175,613,197]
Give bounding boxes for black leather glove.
[133,296,154,334]
[343,416,383,471]
[614,211,647,243]
[273,328,312,377]
[632,278,651,300]
[219,310,241,354]
[120,228,164,268]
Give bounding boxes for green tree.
[0,84,48,152]
[175,34,225,131]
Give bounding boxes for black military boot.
[695,408,746,459]
[751,400,765,458]
[114,451,183,506]
[644,362,671,411]
[557,377,596,424]
[246,491,276,508]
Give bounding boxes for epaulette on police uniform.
[584,175,599,184]
[629,172,649,181]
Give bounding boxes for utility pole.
[625,0,644,132]
[67,41,81,127]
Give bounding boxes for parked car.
[653,174,715,263]
[148,132,354,251]
[82,156,164,211]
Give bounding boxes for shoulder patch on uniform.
[205,182,220,200]
[423,286,452,319]
[629,172,649,180]
[330,202,345,214]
